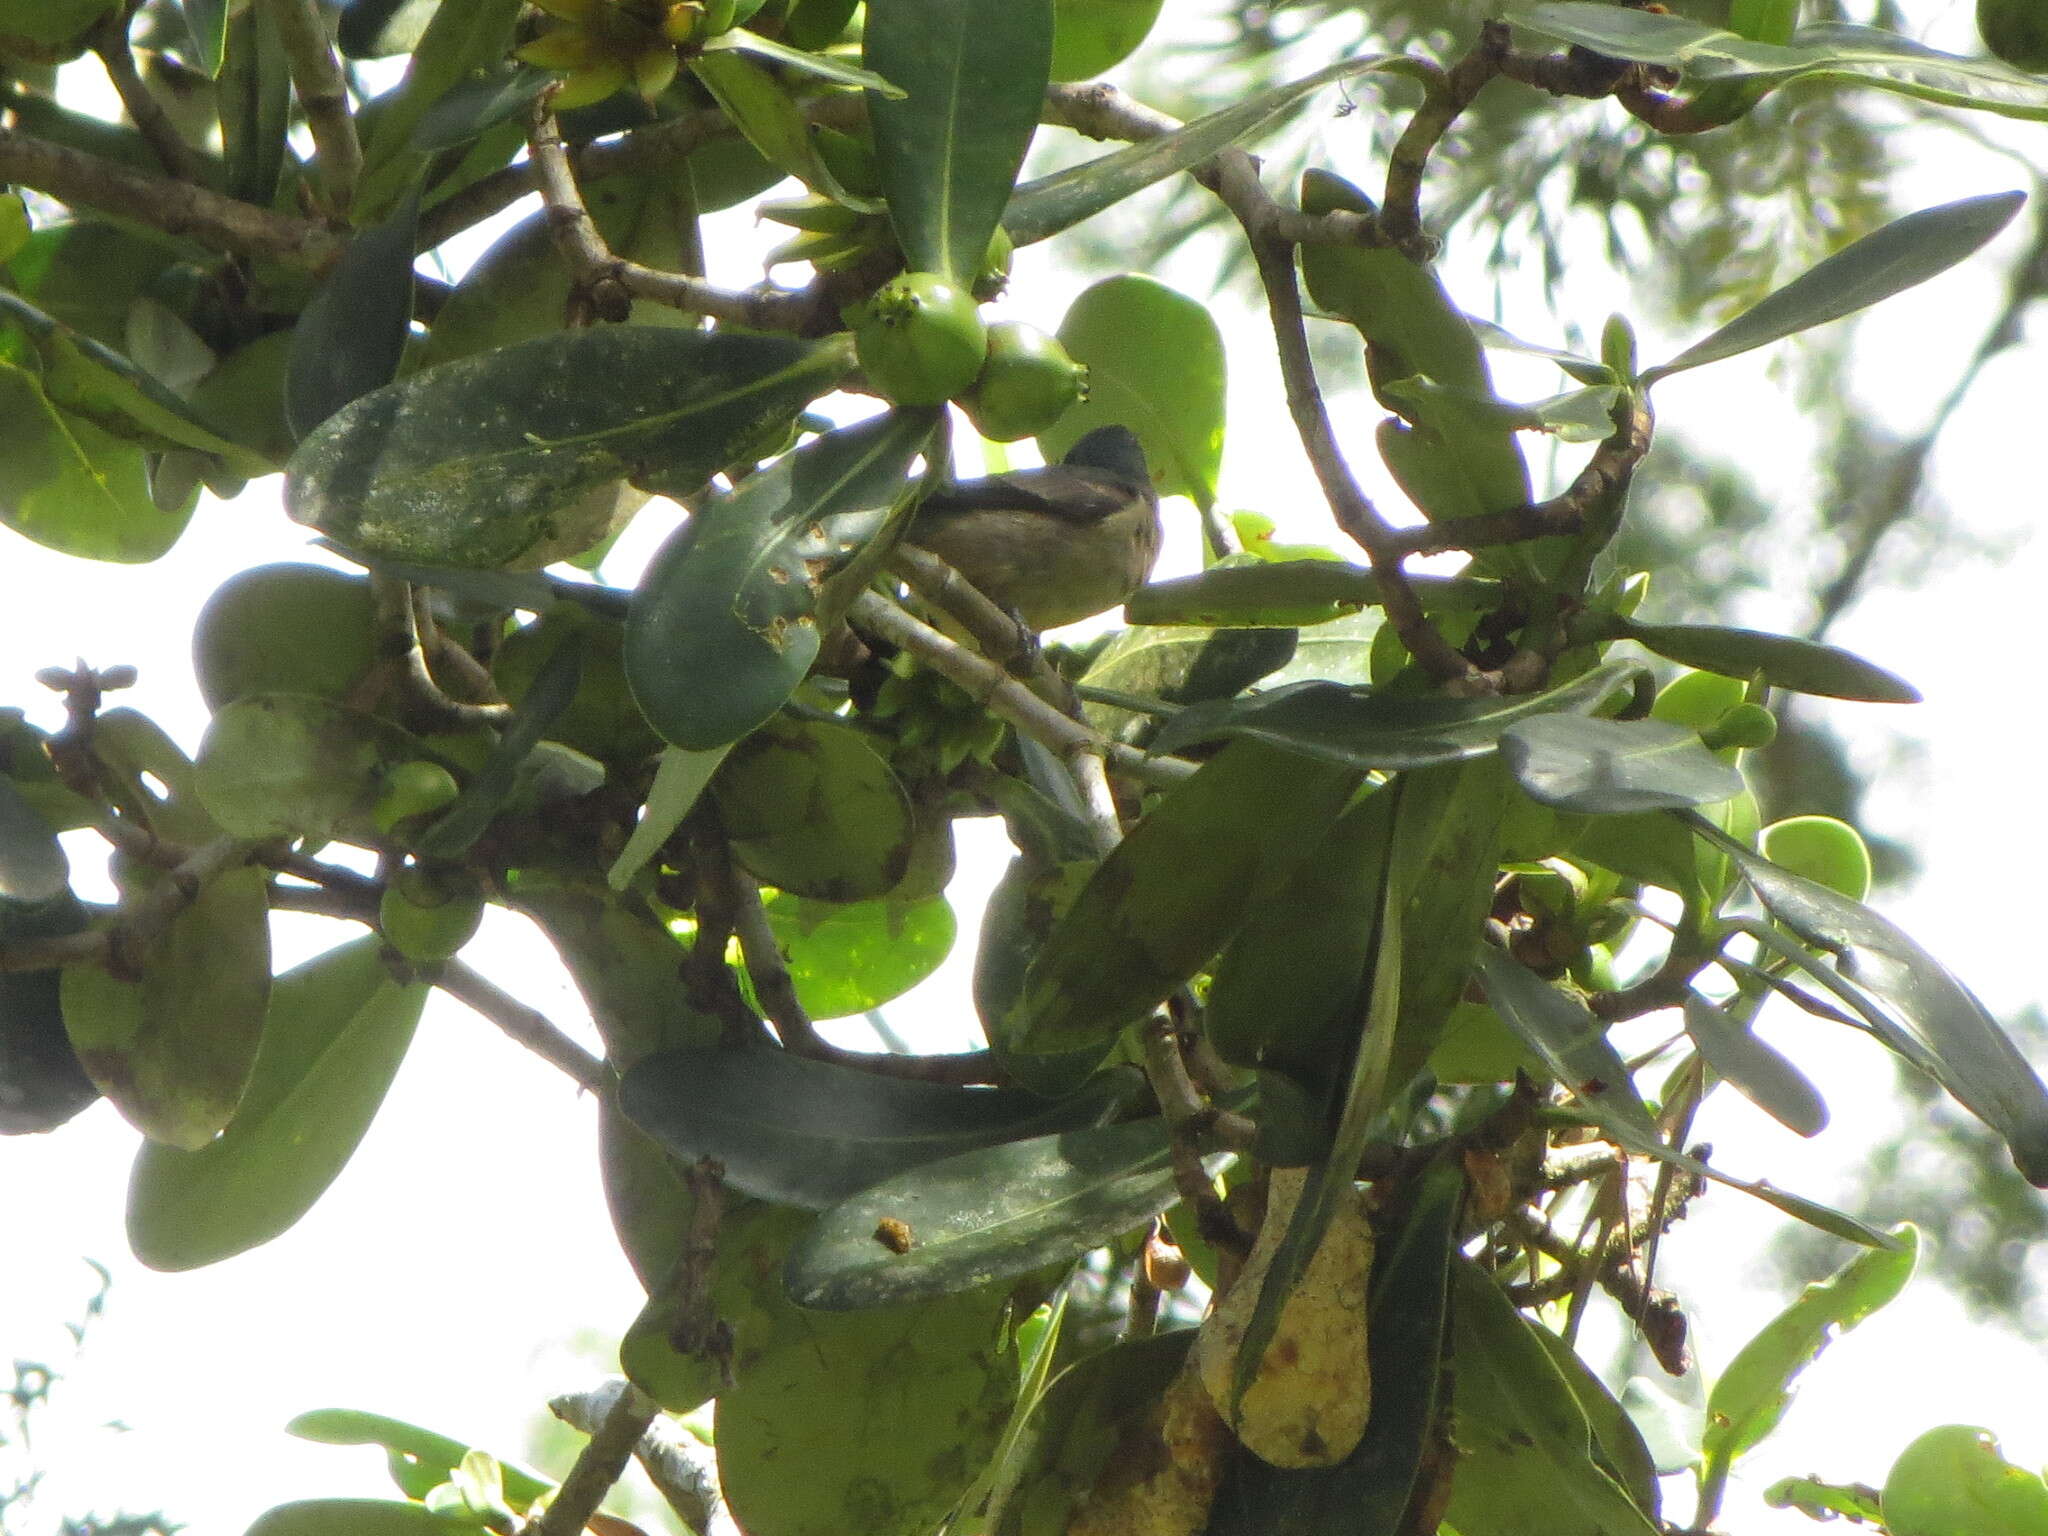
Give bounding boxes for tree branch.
[263,0,362,212]
[1380,25,1507,253]
[524,1380,660,1536]
[89,8,209,185]
[433,959,609,1092]
[0,835,252,975]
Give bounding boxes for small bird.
[904,425,1160,631]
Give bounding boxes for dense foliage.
[6,0,2048,1532]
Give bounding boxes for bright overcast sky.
[7,29,2048,1534]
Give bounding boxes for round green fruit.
[192,563,376,711]
[1651,668,1745,733]
[1761,814,1873,903]
[849,273,988,407]
[962,322,1088,442]
[379,864,485,963]
[1883,1424,2048,1536]
[372,760,462,835]
[1980,0,2048,71]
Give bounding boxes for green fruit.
[192,563,377,711]
[962,322,1088,442]
[849,273,988,407]
[379,864,484,963]
[1980,0,2048,71]
[372,760,462,834]
[1761,815,1873,903]
[1651,668,1745,733]
[1882,1425,2048,1536]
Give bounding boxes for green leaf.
[220,2,293,208]
[244,1503,482,1536]
[286,328,852,569]
[688,50,881,211]
[1533,1326,1663,1520]
[0,0,113,48]
[1696,1227,1918,1517]
[408,65,554,152]
[355,0,526,218]
[127,938,426,1271]
[1681,994,1829,1138]
[711,27,905,95]
[717,1265,1015,1536]
[624,409,931,751]
[414,638,586,859]
[1612,617,1919,702]
[0,193,27,264]
[194,694,432,843]
[1013,739,1361,1054]
[1766,1476,1887,1524]
[1042,274,1226,510]
[1882,1425,2048,1536]
[1695,820,2048,1186]
[1643,194,2025,384]
[63,864,271,1150]
[1205,1156,1461,1536]
[1127,560,1491,628]
[1050,0,1162,78]
[1149,660,1643,769]
[1005,58,1395,248]
[289,1409,553,1506]
[0,893,99,1135]
[763,890,955,1018]
[1500,714,1746,815]
[784,1115,1229,1309]
[619,1047,1134,1208]
[0,359,194,562]
[0,777,67,905]
[864,0,1053,282]
[607,744,730,891]
[181,0,231,76]
[286,189,422,441]
[1444,1260,1662,1536]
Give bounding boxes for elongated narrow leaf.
[865,0,1053,282]
[220,2,292,208]
[1127,562,1494,628]
[1151,659,1643,769]
[127,939,426,1270]
[1696,1227,1917,1515]
[408,64,554,151]
[620,1048,1135,1209]
[1012,739,1361,1054]
[784,1116,1230,1309]
[712,27,905,95]
[286,190,422,441]
[1501,714,1745,815]
[1614,618,1918,702]
[624,409,933,751]
[181,0,230,76]
[414,639,585,858]
[1692,818,2048,1185]
[246,1501,480,1536]
[689,50,880,210]
[354,0,525,216]
[1642,194,2024,384]
[289,1410,553,1505]
[287,328,852,569]
[607,745,729,891]
[1004,56,1395,247]
[1445,1260,1662,1536]
[1682,994,1828,1137]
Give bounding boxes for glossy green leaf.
[1473,947,1655,1136]
[1049,0,1162,78]
[1005,57,1395,247]
[607,744,729,891]
[689,49,879,209]
[1882,1425,2048,1536]
[711,26,903,94]
[626,409,929,750]
[1767,1475,1887,1524]
[0,777,67,905]
[864,0,1053,281]
[763,890,955,1018]
[289,1409,553,1505]
[703,714,915,901]
[1682,994,1828,1137]
[245,1502,482,1536]
[179,0,230,75]
[1444,1259,1661,1536]
[0,359,193,562]
[1043,274,1226,510]
[1012,739,1361,1054]
[1696,1226,1917,1518]
[973,854,1115,1097]
[619,1047,1133,1209]
[286,190,421,441]
[63,864,271,1149]
[408,65,554,152]
[1500,714,1746,815]
[1699,818,2048,1184]
[220,2,293,208]
[1206,1156,1460,1536]
[1149,660,1642,769]
[718,1263,1014,1536]
[195,694,431,843]
[354,0,525,217]
[287,328,850,569]
[1612,617,1919,702]
[127,939,426,1270]
[0,193,28,264]
[1530,1329,1662,1518]
[1644,194,2024,383]
[785,1115,1228,1309]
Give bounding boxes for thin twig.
[524,1380,660,1536]
[263,0,362,212]
[848,591,1196,790]
[368,574,514,731]
[550,1383,719,1534]
[433,960,608,1092]
[1381,26,1507,254]
[886,543,1072,707]
[89,9,209,185]
[0,835,251,975]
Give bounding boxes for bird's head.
[1060,425,1152,491]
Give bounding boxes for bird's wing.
[915,466,1149,526]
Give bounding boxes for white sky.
[7,26,2048,1536]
